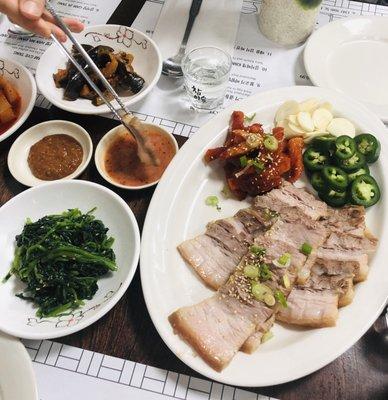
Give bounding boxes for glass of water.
[182,46,232,111]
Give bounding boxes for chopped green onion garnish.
[274,290,288,307]
[264,208,279,220]
[259,263,272,281]
[300,242,312,256]
[264,135,279,151]
[261,330,274,343]
[244,112,256,123]
[283,274,291,289]
[243,265,259,279]
[205,195,221,211]
[250,245,266,256]
[264,293,276,306]
[251,159,264,171]
[278,253,291,266]
[240,155,248,167]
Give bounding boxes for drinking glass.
[182,46,232,111]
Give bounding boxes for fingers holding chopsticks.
[0,0,83,41]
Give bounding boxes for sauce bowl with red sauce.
[95,124,178,190]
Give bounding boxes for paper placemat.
[24,339,277,400]
[152,0,243,59]
[129,0,388,137]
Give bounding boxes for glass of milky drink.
[258,0,322,46]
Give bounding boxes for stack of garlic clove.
[275,98,356,143]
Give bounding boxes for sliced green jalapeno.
[350,175,381,208]
[303,147,329,171]
[336,151,365,172]
[354,133,381,164]
[334,135,356,160]
[321,166,348,191]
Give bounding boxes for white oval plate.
[141,86,388,387]
[304,16,388,122]
[8,120,93,187]
[0,57,37,142]
[0,180,140,339]
[36,25,161,115]
[0,332,38,400]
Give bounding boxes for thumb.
[19,0,45,20]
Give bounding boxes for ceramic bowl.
[95,123,178,190]
[7,120,93,187]
[36,24,162,115]
[0,180,140,339]
[0,57,37,142]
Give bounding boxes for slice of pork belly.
[325,205,366,237]
[307,269,354,307]
[324,231,378,254]
[169,292,272,371]
[254,181,328,221]
[277,288,339,328]
[241,236,310,352]
[178,207,276,290]
[315,248,369,282]
[241,314,275,354]
[178,234,242,290]
[170,238,302,371]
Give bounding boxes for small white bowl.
[95,123,178,190]
[36,24,162,115]
[8,120,93,187]
[0,57,37,142]
[0,180,140,339]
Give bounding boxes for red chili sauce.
[104,129,176,187]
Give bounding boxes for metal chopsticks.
[46,2,157,164]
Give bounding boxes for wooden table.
[1,1,387,399]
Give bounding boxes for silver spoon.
[162,0,203,78]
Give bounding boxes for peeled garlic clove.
[299,98,320,113]
[312,107,333,131]
[287,114,298,125]
[288,122,306,136]
[278,120,302,138]
[297,111,315,132]
[327,118,355,137]
[275,100,300,123]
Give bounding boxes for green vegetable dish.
[304,133,381,208]
[4,208,117,318]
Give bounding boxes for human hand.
[0,0,84,41]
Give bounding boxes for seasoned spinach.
[4,208,117,318]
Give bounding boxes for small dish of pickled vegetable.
[36,24,162,115]
[0,57,36,143]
